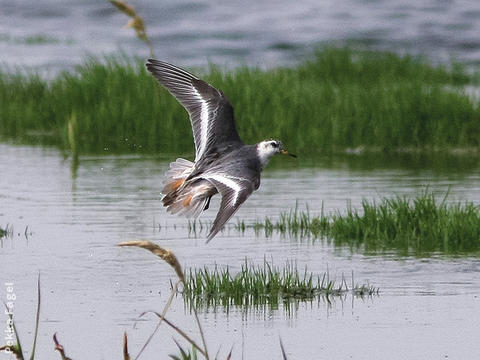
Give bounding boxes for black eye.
[270,142,278,148]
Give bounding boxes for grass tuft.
[242,192,480,254]
[1,48,479,154]
[183,260,378,310]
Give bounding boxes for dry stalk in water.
[132,280,181,359]
[118,240,210,360]
[145,311,207,357]
[118,240,184,282]
[109,0,136,16]
[109,0,154,57]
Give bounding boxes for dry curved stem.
[109,0,136,17]
[109,0,154,57]
[191,301,209,359]
[143,311,207,358]
[118,240,184,282]
[133,279,181,359]
[126,17,147,40]
[119,240,209,359]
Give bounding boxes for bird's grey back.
[203,145,262,189]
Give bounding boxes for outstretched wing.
[203,174,256,242]
[146,59,243,161]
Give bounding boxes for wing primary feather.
[147,59,198,80]
[146,59,242,162]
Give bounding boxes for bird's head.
[257,140,296,168]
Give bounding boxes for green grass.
[1,47,479,154]
[242,192,480,255]
[0,224,13,238]
[183,260,378,310]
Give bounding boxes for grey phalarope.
[146,60,296,242]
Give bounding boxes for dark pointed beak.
[281,149,297,158]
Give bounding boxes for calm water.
[1,0,480,73]
[1,143,480,359]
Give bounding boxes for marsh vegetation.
[184,260,378,311]
[1,48,479,155]
[237,192,480,255]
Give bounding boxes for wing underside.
[203,174,255,242]
[146,60,242,161]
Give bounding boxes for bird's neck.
[256,144,275,169]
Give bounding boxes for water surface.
[1,144,480,359]
[1,0,480,73]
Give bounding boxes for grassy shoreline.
[240,192,480,255]
[1,47,479,154]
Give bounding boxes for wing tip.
[145,59,197,82]
[146,59,174,71]
[145,58,161,69]
[205,230,217,243]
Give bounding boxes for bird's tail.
[161,158,194,195]
[162,159,214,218]
[165,181,214,218]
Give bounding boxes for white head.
[256,139,295,168]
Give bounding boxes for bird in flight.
[146,60,296,242]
